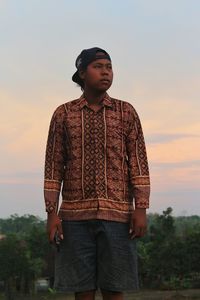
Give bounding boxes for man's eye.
[106,64,112,69]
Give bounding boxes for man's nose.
[101,67,109,75]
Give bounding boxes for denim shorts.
[54,220,139,292]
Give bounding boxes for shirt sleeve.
[126,105,150,209]
[44,105,66,214]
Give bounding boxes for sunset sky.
[0,0,200,218]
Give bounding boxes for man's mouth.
[100,79,110,83]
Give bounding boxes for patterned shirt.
[44,93,150,223]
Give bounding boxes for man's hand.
[47,212,63,243]
[129,208,147,239]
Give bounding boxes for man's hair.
[76,70,85,90]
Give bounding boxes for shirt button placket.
[93,113,99,199]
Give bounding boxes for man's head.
[72,47,113,91]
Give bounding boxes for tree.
[0,215,48,298]
[139,207,177,288]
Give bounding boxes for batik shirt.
[44,93,150,223]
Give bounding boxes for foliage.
[0,214,45,237]
[0,215,49,298]
[0,209,200,296]
[138,207,200,289]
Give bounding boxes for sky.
[0,0,200,218]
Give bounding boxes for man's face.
[80,58,113,92]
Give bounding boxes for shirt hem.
[58,208,131,223]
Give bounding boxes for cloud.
[0,171,42,184]
[0,182,45,218]
[148,135,200,164]
[131,75,200,138]
[146,133,200,144]
[153,160,200,168]
[150,159,200,195]
[0,89,63,172]
[149,187,200,216]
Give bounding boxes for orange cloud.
[148,136,200,164]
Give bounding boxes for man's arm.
[126,105,150,238]
[44,106,66,242]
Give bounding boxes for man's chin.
[97,84,112,92]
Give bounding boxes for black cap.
[72,47,111,83]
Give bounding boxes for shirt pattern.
[44,94,150,223]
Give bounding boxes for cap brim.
[72,70,80,83]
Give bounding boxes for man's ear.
[79,69,85,80]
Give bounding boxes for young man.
[44,47,150,300]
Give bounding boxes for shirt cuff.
[134,186,150,209]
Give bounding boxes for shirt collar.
[77,93,113,110]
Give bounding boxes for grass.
[1,290,200,300]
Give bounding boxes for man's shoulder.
[53,98,80,115]
[110,97,137,113]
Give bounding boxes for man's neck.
[83,89,107,105]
